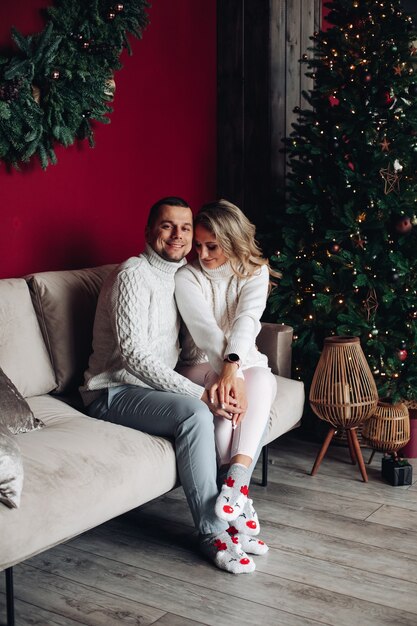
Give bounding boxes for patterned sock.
[227,526,269,555]
[233,498,260,536]
[199,530,256,574]
[215,463,249,522]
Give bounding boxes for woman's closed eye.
[195,242,218,251]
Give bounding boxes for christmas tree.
[268,0,417,404]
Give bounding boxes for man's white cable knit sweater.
[175,259,270,375]
[80,245,204,405]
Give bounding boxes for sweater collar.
[198,258,235,280]
[143,244,186,275]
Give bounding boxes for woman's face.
[194,224,228,269]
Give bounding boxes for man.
[80,197,255,574]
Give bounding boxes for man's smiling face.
[146,204,193,262]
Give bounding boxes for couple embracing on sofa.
[80,196,277,575]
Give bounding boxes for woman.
[175,199,277,557]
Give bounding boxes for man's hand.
[200,389,241,420]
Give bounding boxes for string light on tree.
[268,0,417,406]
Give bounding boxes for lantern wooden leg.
[311,427,336,476]
[346,428,357,465]
[349,428,368,482]
[367,449,376,465]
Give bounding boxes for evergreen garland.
[0,0,150,169]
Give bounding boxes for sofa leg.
[261,444,269,486]
[5,568,14,626]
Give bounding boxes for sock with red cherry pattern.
[214,463,249,522]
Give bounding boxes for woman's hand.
[208,363,248,426]
[200,388,240,420]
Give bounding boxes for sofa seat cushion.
[0,279,56,397]
[264,375,305,444]
[0,395,177,570]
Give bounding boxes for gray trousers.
[87,385,228,536]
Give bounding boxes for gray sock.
[199,529,255,574]
[215,463,250,522]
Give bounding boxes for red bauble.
[329,95,340,107]
[378,89,394,107]
[395,216,412,234]
[329,242,340,253]
[397,349,408,362]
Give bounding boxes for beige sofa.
[0,264,305,624]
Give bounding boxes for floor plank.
[3,434,417,626]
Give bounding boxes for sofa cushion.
[0,367,44,434]
[0,425,24,509]
[264,375,305,443]
[26,264,116,394]
[0,278,56,397]
[0,395,178,570]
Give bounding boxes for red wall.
[0,1,217,278]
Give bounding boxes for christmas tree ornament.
[328,242,340,254]
[31,84,41,104]
[353,236,366,249]
[51,69,61,80]
[397,349,408,361]
[104,76,116,99]
[380,163,401,194]
[393,159,403,172]
[394,215,413,234]
[379,136,390,151]
[364,288,379,321]
[378,89,395,107]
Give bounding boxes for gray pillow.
[0,425,24,508]
[0,366,44,434]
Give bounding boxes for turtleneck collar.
[143,244,186,275]
[198,257,235,280]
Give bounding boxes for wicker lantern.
[362,401,410,463]
[309,336,378,481]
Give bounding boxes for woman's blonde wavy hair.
[195,199,278,279]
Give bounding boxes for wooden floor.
[2,433,417,626]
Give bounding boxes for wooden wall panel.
[217,0,322,226]
[217,0,244,208]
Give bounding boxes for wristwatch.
[224,353,241,367]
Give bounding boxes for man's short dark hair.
[147,197,190,230]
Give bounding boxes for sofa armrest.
[257,323,293,378]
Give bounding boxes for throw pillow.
[0,367,44,434]
[0,425,24,508]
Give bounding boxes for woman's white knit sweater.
[80,245,204,405]
[175,259,270,375]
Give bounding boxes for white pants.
[178,363,277,466]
